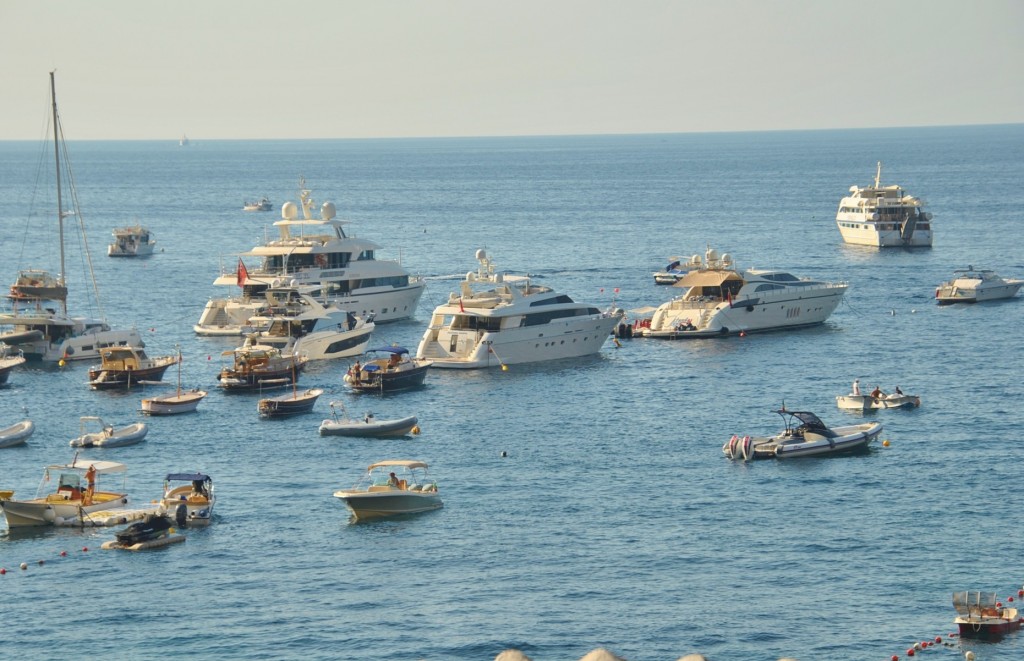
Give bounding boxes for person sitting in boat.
[387,472,400,488]
[388,353,401,370]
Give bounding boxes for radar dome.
[690,254,702,266]
[321,202,336,220]
[475,249,487,261]
[721,253,732,265]
[282,202,298,220]
[706,247,719,262]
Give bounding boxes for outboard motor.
[175,503,189,528]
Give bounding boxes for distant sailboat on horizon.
[179,133,189,146]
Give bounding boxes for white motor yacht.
[108,224,155,257]
[194,178,424,335]
[835,162,932,247]
[639,247,847,338]
[935,266,1023,304]
[416,250,624,368]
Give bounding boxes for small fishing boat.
[333,460,442,521]
[159,472,215,526]
[936,266,1023,304]
[836,384,921,411]
[88,346,179,390]
[243,197,272,212]
[140,346,206,415]
[217,338,306,393]
[107,224,155,257]
[0,420,34,448]
[319,402,419,437]
[258,387,324,418]
[953,591,1022,640]
[652,256,691,285]
[0,458,130,527]
[724,409,883,460]
[0,343,26,385]
[69,417,149,448]
[344,346,431,393]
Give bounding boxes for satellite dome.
[321,202,336,220]
[282,201,298,220]
[475,249,487,261]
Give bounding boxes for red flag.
[237,258,248,288]
[459,297,465,313]
[727,290,733,308]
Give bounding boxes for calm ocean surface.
[1,126,1023,660]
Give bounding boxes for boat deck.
[55,505,161,527]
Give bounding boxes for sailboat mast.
[50,71,67,316]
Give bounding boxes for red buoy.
[60,550,67,557]
[907,648,915,657]
[934,636,942,643]
[82,547,88,552]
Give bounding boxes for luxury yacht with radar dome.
[638,247,847,338]
[835,162,932,247]
[415,249,624,368]
[195,179,425,335]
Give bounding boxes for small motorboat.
[114,513,173,546]
[258,387,324,418]
[0,419,35,448]
[107,224,155,257]
[333,460,442,521]
[140,345,207,415]
[0,458,130,528]
[953,591,1023,640]
[652,256,690,285]
[318,402,419,437]
[69,417,149,448]
[936,266,1023,304]
[159,472,215,526]
[243,197,272,212]
[836,382,920,410]
[0,343,26,385]
[344,346,431,393]
[217,339,307,393]
[87,346,179,390]
[724,409,883,460]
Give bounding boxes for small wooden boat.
[258,387,323,418]
[953,591,1023,640]
[88,346,178,390]
[724,409,882,460]
[218,339,306,393]
[0,420,34,448]
[333,460,442,521]
[69,417,149,448]
[319,402,419,437]
[140,346,207,415]
[344,346,431,393]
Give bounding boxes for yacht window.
[528,295,575,307]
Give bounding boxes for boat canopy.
[366,346,409,355]
[48,460,126,474]
[776,410,831,433]
[673,270,742,288]
[368,460,429,470]
[165,473,211,482]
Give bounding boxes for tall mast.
[50,71,67,315]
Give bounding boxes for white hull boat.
[108,225,155,257]
[333,460,441,521]
[141,389,207,415]
[936,267,1023,304]
[319,404,419,437]
[835,162,933,247]
[70,417,149,448]
[0,419,35,448]
[725,409,882,460]
[0,458,130,527]
[416,250,623,368]
[245,287,376,360]
[836,393,920,411]
[641,246,847,338]
[159,472,215,526]
[195,178,425,334]
[0,343,26,384]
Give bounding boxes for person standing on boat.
[870,385,883,399]
[83,464,97,505]
[852,379,861,396]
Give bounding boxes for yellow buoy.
[58,359,66,367]
[882,439,890,447]
[501,364,508,371]
[411,425,421,435]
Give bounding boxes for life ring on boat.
[315,254,327,268]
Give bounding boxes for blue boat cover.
[166,473,211,482]
[366,346,409,355]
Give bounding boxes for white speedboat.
[724,409,882,460]
[243,197,272,212]
[935,267,1023,304]
[159,472,215,526]
[333,460,442,521]
[319,403,419,437]
[640,246,847,338]
[836,162,933,247]
[69,417,149,448]
[0,73,144,362]
[108,224,155,257]
[0,419,34,448]
[194,178,425,335]
[0,458,130,527]
[652,257,691,285]
[245,287,375,361]
[416,250,624,368]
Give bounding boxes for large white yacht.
[416,250,624,368]
[0,73,143,362]
[194,179,425,335]
[835,162,932,247]
[639,247,847,338]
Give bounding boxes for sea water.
[1,126,1023,660]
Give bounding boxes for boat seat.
[408,484,422,491]
[368,485,392,492]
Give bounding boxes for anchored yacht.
[835,162,932,247]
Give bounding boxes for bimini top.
[366,346,409,356]
[48,460,126,474]
[368,460,429,471]
[775,410,831,434]
[165,472,212,482]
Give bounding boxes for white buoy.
[965,651,976,661]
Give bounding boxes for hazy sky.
[2,0,1022,140]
